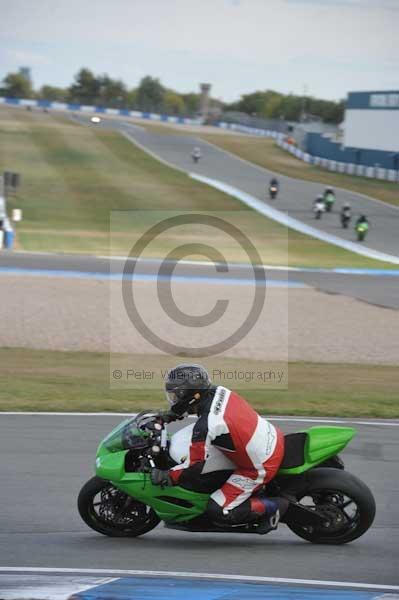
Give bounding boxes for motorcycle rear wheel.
[78,476,160,537]
[285,469,375,544]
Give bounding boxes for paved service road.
[1,251,398,309]
[80,116,399,259]
[0,415,398,586]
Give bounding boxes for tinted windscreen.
[102,417,150,452]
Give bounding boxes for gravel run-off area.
[0,274,398,365]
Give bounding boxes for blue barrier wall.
[0,97,202,126]
[305,133,398,169]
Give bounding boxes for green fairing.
[278,426,355,474]
[95,424,355,523]
[95,451,209,522]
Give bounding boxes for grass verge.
[0,106,393,268]
[1,348,398,417]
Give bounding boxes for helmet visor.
[165,390,178,407]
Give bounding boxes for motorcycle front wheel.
[78,476,160,537]
[285,468,376,544]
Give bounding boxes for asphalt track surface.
[1,250,398,309]
[0,415,398,586]
[79,115,399,258]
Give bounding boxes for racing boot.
[251,496,289,535]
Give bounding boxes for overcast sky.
[1,0,398,102]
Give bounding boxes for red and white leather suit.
[169,386,285,517]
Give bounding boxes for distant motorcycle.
[191,147,202,164]
[324,189,336,213]
[269,185,278,200]
[314,200,325,220]
[340,208,351,229]
[356,221,369,241]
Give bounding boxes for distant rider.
[314,195,325,218]
[270,177,279,189]
[191,146,202,163]
[356,215,369,226]
[340,203,351,227]
[323,188,335,212]
[151,364,288,534]
[355,214,369,241]
[269,178,279,199]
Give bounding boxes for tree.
[227,88,343,124]
[136,76,164,112]
[280,94,302,121]
[235,91,267,116]
[38,85,68,102]
[97,75,128,108]
[163,90,185,115]
[1,72,34,98]
[263,91,284,118]
[126,88,138,109]
[68,68,100,105]
[181,93,200,116]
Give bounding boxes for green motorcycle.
[324,191,336,212]
[356,222,369,242]
[78,411,376,544]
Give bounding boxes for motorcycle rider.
[340,203,352,228]
[269,177,279,189]
[191,146,202,162]
[151,364,288,534]
[269,177,279,199]
[323,187,335,212]
[313,195,325,219]
[355,214,369,241]
[356,214,369,227]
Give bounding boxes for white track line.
[191,173,399,265]
[0,567,398,592]
[1,412,398,426]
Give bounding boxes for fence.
[218,121,284,139]
[221,111,290,134]
[218,122,399,183]
[0,97,203,126]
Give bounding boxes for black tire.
[285,468,376,545]
[78,476,160,537]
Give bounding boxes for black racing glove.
[158,410,184,423]
[151,468,172,488]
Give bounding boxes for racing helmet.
[165,363,211,415]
